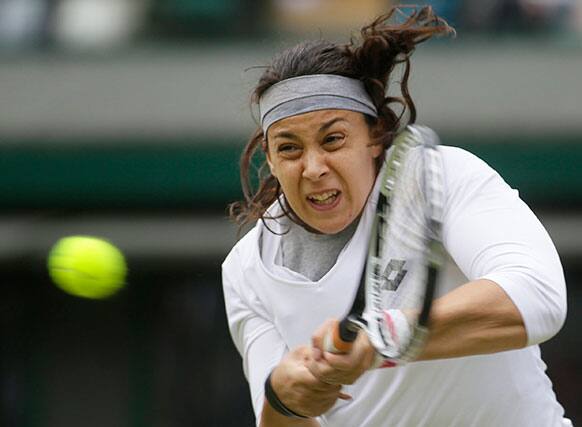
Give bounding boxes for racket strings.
[364,126,445,361]
[375,138,443,355]
[377,146,430,316]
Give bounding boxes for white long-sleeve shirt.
[222,146,569,427]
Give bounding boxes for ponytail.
[352,6,454,141]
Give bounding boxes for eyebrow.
[271,116,349,141]
[271,130,299,141]
[318,117,349,133]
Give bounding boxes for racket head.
[361,125,445,362]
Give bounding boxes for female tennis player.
[222,6,570,427]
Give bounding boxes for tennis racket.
[324,125,445,364]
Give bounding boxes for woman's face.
[266,109,383,234]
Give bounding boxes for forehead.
[267,109,367,137]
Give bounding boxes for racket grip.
[323,318,359,354]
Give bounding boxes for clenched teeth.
[308,191,339,204]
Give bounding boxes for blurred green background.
[1,0,581,426]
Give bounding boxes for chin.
[312,219,352,235]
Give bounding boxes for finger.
[301,362,343,391]
[306,360,342,386]
[312,346,323,362]
[311,318,337,351]
[310,368,348,387]
[311,355,344,375]
[322,351,355,371]
[323,331,374,371]
[356,332,378,370]
[305,355,322,379]
[293,345,311,358]
[307,350,355,384]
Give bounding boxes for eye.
[277,143,301,157]
[323,134,345,146]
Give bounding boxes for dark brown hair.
[229,6,454,227]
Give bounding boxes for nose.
[302,149,329,181]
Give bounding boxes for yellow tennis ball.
[47,236,127,299]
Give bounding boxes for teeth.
[309,191,338,204]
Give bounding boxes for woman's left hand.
[307,319,377,386]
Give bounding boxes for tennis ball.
[47,236,127,299]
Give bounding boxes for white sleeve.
[222,252,287,425]
[440,147,567,346]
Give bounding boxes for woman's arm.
[410,148,566,358]
[417,278,526,360]
[258,345,348,427]
[260,406,319,427]
[223,255,344,426]
[248,331,347,426]
[257,345,324,427]
[438,147,566,348]
[309,147,566,383]
[309,278,528,385]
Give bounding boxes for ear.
[371,142,383,159]
[364,115,384,160]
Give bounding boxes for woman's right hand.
[269,345,351,418]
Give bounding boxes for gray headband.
[259,74,378,134]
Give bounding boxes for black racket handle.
[324,318,360,354]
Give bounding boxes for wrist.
[264,371,309,419]
[370,309,412,369]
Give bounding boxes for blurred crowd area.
[0,0,581,52]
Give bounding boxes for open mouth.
[307,190,340,206]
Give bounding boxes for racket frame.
[332,125,445,363]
